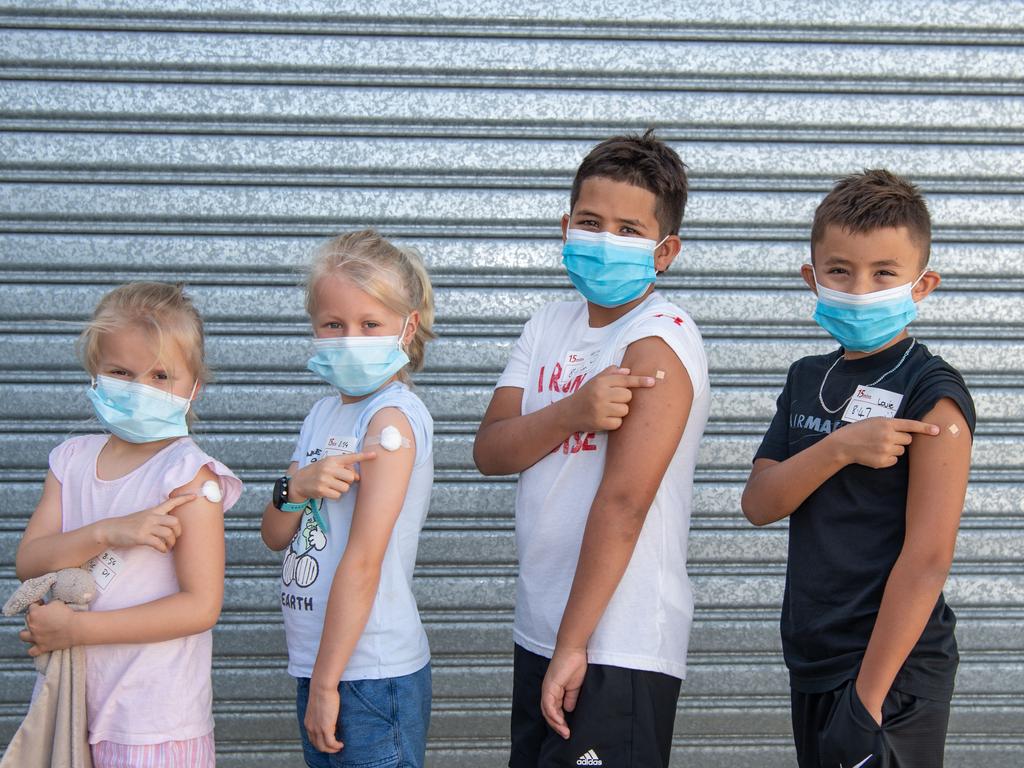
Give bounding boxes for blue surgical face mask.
[87,375,195,443]
[307,319,410,397]
[562,228,667,308]
[812,270,927,352]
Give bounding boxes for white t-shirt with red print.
[496,292,710,679]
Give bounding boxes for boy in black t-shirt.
[742,170,975,768]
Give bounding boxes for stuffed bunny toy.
[1,567,97,768]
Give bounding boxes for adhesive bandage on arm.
[947,423,961,437]
[364,424,412,452]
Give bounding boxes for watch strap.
[308,498,330,533]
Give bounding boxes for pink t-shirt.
[49,434,242,746]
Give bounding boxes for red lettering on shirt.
[552,431,599,455]
[548,362,563,392]
[655,313,685,326]
[563,374,585,394]
[539,357,592,397]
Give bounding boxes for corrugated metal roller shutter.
[1,2,1021,765]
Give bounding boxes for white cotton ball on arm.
[364,424,411,452]
[380,425,403,452]
[200,480,223,503]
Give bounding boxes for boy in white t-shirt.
[474,130,710,768]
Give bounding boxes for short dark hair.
[811,169,932,264]
[570,129,689,237]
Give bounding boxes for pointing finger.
[609,374,656,389]
[891,419,940,435]
[332,451,377,465]
[162,494,198,511]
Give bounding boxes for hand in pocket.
[819,681,890,768]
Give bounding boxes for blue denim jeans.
[295,663,431,768]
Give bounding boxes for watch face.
[273,476,289,509]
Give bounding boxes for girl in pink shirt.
[14,282,242,768]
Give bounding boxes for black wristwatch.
[272,475,308,512]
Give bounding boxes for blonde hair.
[305,229,436,382]
[79,282,208,422]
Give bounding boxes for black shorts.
[791,680,951,768]
[509,644,681,768]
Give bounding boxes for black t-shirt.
[754,337,976,701]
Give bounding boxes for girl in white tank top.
[260,230,436,768]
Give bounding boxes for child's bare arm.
[854,397,971,724]
[473,386,572,475]
[260,453,374,551]
[303,408,415,753]
[473,367,656,476]
[16,470,190,580]
[21,467,225,652]
[540,337,690,737]
[742,417,940,526]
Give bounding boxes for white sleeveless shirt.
[280,382,433,680]
[496,293,710,679]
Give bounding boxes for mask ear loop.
[184,378,200,414]
[907,268,931,304]
[652,233,675,277]
[397,316,411,351]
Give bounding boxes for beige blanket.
[0,644,92,768]
[1,568,96,768]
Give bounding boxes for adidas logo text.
[576,749,603,766]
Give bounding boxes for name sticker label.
[324,436,357,457]
[841,385,904,423]
[563,349,598,383]
[86,549,122,591]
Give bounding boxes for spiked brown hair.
[811,169,932,265]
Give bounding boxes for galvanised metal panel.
[0,2,1021,765]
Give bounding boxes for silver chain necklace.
[818,339,917,415]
